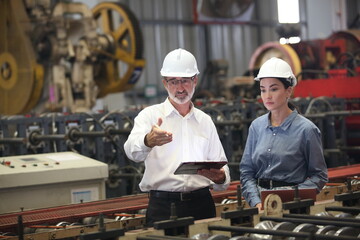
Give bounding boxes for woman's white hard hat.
[160,48,200,77]
[255,57,297,87]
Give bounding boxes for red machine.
[249,30,360,98]
[249,30,360,162]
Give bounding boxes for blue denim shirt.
[240,110,328,207]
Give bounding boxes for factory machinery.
[1,0,360,177]
[1,0,360,239]
[1,96,360,197]
[0,0,145,114]
[1,97,360,239]
[0,176,360,239]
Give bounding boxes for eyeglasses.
[164,76,196,86]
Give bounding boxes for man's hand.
[197,168,226,184]
[144,118,173,148]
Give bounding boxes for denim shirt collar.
[266,110,298,131]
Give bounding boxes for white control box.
[0,152,108,214]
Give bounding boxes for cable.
[305,96,334,115]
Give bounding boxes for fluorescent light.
[289,36,301,43]
[277,0,300,23]
[279,38,287,44]
[279,37,301,44]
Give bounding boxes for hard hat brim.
[254,76,297,87]
[160,71,199,78]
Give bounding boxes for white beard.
[168,86,195,105]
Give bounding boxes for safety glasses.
[164,76,196,86]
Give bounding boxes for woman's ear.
[286,86,293,98]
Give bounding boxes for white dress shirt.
[124,98,230,192]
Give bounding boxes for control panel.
[0,152,108,213]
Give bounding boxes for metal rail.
[260,216,360,228]
[325,206,360,214]
[208,225,359,240]
[283,213,360,223]
[0,190,237,233]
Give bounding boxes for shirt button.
[273,133,276,136]
[268,148,271,152]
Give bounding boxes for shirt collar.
[164,98,174,117]
[164,98,198,121]
[266,110,298,131]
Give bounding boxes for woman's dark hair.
[277,78,301,114]
[278,78,292,89]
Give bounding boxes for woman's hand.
[255,203,262,211]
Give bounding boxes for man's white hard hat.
[255,57,297,87]
[160,48,200,77]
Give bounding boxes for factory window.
[277,0,299,24]
[277,0,301,44]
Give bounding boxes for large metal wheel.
[248,42,302,82]
[0,0,44,115]
[329,29,360,54]
[92,2,145,97]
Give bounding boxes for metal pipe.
[72,131,106,138]
[339,146,360,151]
[107,128,131,135]
[0,138,26,144]
[209,225,308,238]
[70,128,131,140]
[325,206,360,214]
[33,134,66,141]
[137,236,191,240]
[17,215,24,240]
[283,213,360,223]
[260,216,360,228]
[305,110,360,118]
[237,184,242,210]
[207,225,359,240]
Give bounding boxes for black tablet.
[174,161,227,175]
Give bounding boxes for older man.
[124,48,230,226]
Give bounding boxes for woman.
[240,57,328,210]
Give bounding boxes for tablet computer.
[174,161,227,175]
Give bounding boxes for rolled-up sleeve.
[240,124,261,207]
[206,117,231,191]
[124,110,152,162]
[299,127,328,192]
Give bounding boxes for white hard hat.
[160,48,200,77]
[255,57,297,87]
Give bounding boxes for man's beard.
[168,87,195,105]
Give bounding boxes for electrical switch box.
[0,152,108,214]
